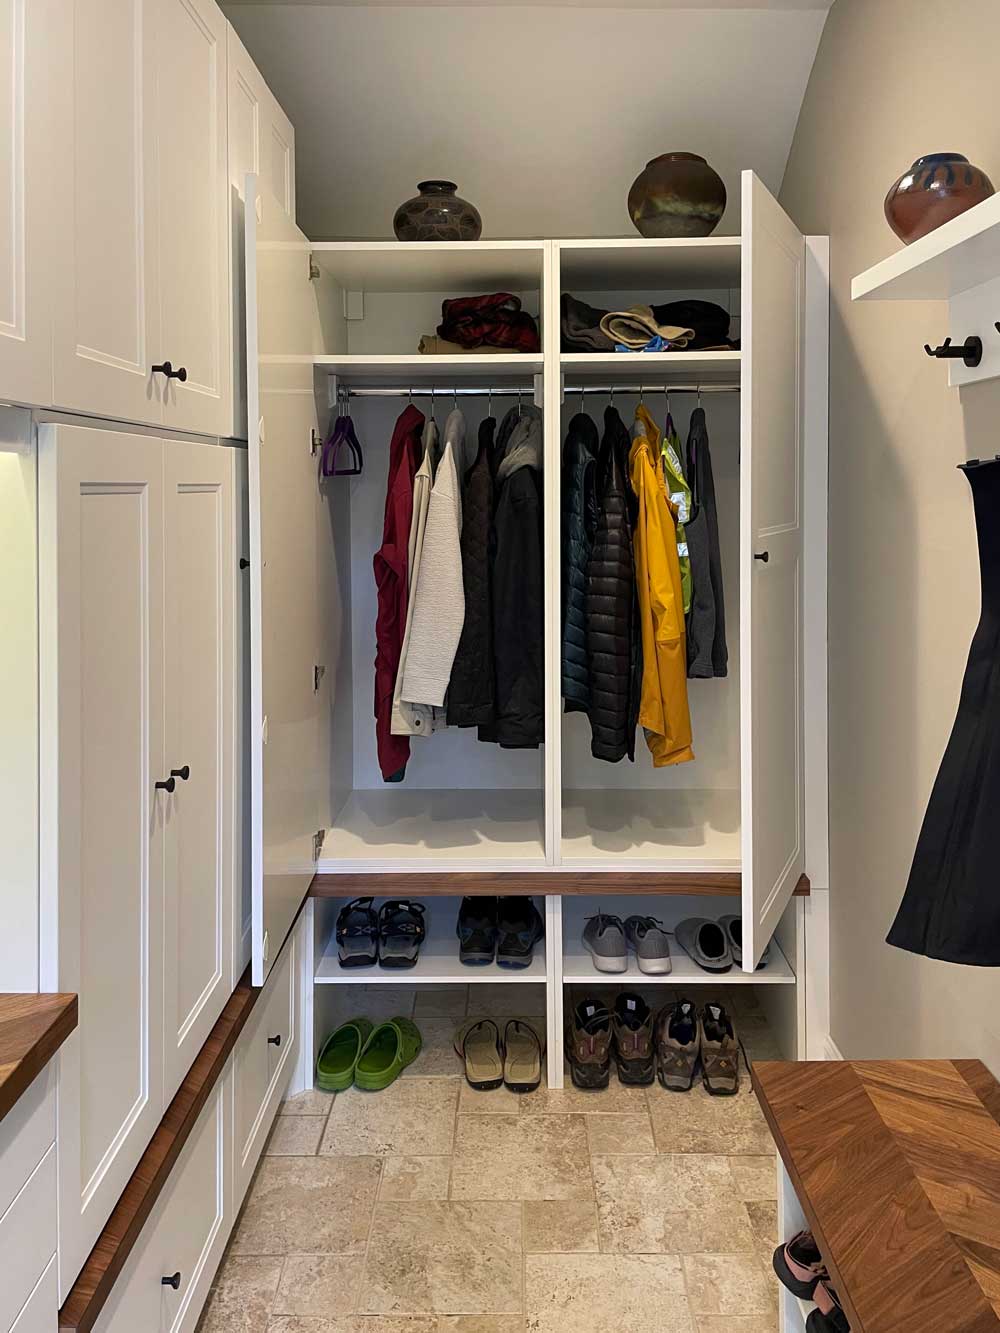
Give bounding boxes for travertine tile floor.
[197,983,783,1333]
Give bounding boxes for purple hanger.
[321,412,364,477]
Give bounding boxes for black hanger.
[321,407,363,477]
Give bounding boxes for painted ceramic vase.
[393,181,482,242]
[884,153,994,244]
[627,152,726,238]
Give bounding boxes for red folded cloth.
[437,292,540,353]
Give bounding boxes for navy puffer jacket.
[561,414,598,711]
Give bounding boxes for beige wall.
[780,0,1000,1069]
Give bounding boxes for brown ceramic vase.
[627,152,726,239]
[393,181,482,242]
[884,153,994,244]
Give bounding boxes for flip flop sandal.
[503,1018,543,1092]
[806,1297,850,1333]
[772,1229,829,1299]
[354,1017,422,1091]
[315,1017,374,1092]
[453,1017,505,1090]
[813,1282,849,1329]
[378,900,427,969]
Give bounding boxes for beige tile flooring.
[197,984,783,1333]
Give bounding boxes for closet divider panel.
[739,170,807,971]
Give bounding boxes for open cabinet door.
[739,171,806,972]
[245,174,324,983]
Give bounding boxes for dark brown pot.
[627,152,726,239]
[393,181,482,242]
[884,153,994,244]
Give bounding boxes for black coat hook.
[924,335,982,368]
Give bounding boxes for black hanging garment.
[561,413,598,712]
[447,417,497,728]
[887,458,1000,965]
[684,406,728,678]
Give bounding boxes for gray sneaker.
[674,918,733,973]
[582,912,627,973]
[623,916,672,975]
[718,914,771,970]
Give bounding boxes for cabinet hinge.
[310,429,322,456]
[312,829,325,861]
[313,664,326,692]
[308,254,321,281]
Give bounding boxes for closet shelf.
[561,937,795,986]
[557,236,742,290]
[560,789,742,870]
[308,240,546,292]
[267,353,543,381]
[852,192,1000,301]
[314,939,546,986]
[559,350,741,385]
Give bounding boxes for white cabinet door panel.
[38,424,165,1300]
[153,0,230,436]
[740,170,806,971]
[52,0,160,425]
[162,442,235,1102]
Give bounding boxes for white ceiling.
[226,3,831,240]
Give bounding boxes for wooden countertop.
[0,992,78,1124]
[754,1058,1000,1333]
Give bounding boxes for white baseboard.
[822,1034,845,1062]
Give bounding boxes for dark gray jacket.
[685,406,728,678]
[561,413,598,711]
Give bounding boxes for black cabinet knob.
[151,361,188,382]
[170,766,190,782]
[239,557,250,570]
[162,1272,181,1290]
[267,1034,282,1047]
[155,776,176,793]
[753,551,770,563]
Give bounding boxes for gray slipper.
[718,914,771,969]
[674,918,733,973]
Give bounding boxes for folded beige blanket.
[418,335,512,355]
[598,305,695,350]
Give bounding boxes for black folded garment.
[561,293,734,353]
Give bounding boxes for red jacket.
[373,405,424,781]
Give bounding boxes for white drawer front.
[9,1256,57,1333]
[0,1065,55,1220]
[94,1078,229,1333]
[0,1146,57,1333]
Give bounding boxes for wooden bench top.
[0,992,77,1125]
[754,1058,1000,1333]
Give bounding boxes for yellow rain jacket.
[629,420,694,767]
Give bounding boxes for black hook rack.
[923,335,983,368]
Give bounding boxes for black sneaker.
[612,992,655,1085]
[457,896,497,965]
[496,897,544,968]
[335,897,378,968]
[377,900,426,969]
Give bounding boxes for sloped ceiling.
[225,3,831,239]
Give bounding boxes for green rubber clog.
[354,1017,422,1091]
[315,1017,374,1092]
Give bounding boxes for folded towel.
[601,306,695,349]
[418,335,513,355]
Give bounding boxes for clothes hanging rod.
[336,382,740,399]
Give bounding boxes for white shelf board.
[561,937,794,986]
[560,789,741,871]
[301,353,543,382]
[557,236,742,290]
[317,789,547,872]
[308,240,545,292]
[852,193,1000,301]
[560,350,741,385]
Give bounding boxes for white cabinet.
[162,442,236,1101]
[0,1067,57,1333]
[52,0,231,435]
[38,422,237,1297]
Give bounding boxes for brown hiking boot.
[655,998,699,1091]
[699,1001,740,1095]
[612,993,655,1085]
[566,998,612,1089]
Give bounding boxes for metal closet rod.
[337,382,740,399]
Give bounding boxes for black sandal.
[335,897,378,968]
[378,900,427,969]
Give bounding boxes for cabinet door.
[162,442,235,1102]
[37,424,165,1299]
[227,23,295,439]
[0,0,57,407]
[739,171,806,971]
[232,449,253,979]
[51,0,160,426]
[152,0,230,437]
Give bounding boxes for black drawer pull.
[170,765,190,781]
[239,557,250,570]
[152,361,188,382]
[155,776,176,793]
[267,1033,282,1047]
[753,550,770,563]
[162,1272,181,1290]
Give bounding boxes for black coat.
[561,414,598,712]
[447,417,497,726]
[586,406,640,763]
[685,407,728,678]
[480,405,544,749]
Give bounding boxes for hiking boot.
[457,896,497,965]
[496,897,545,968]
[699,1001,740,1095]
[566,997,612,1089]
[335,897,378,968]
[582,912,627,973]
[623,916,672,974]
[655,998,699,1091]
[612,992,655,1085]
